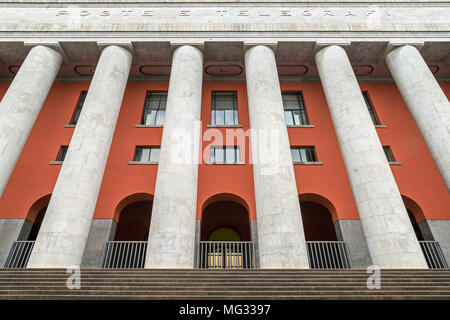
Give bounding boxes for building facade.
[0,0,449,270]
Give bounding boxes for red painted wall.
[360,82,450,222]
[0,80,448,237]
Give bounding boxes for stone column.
[315,45,428,269]
[245,45,309,269]
[145,45,203,268]
[0,46,62,197]
[27,46,132,268]
[386,45,450,191]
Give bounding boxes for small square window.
[210,146,240,164]
[211,92,239,126]
[362,92,381,125]
[282,93,309,126]
[70,91,87,125]
[291,147,317,163]
[56,146,68,161]
[383,146,396,162]
[141,92,167,125]
[133,147,160,163]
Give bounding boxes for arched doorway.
[299,194,351,269]
[201,200,250,242]
[114,199,153,241]
[5,194,51,268]
[300,201,337,241]
[402,195,427,241]
[100,193,153,268]
[25,194,51,241]
[199,194,254,269]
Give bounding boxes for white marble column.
[27,45,132,268]
[245,45,309,269]
[315,45,427,269]
[145,45,203,268]
[0,46,62,197]
[386,45,450,191]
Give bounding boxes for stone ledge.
[206,124,244,128]
[293,161,324,165]
[127,161,158,165]
[135,124,163,128]
[287,124,315,128]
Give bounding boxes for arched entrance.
[5,194,51,268]
[299,194,351,269]
[199,194,255,269]
[100,193,153,268]
[401,195,448,269]
[114,199,153,241]
[402,195,427,241]
[26,194,51,241]
[300,201,337,241]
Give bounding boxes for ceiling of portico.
[0,40,448,81]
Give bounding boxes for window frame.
[383,146,396,163]
[69,91,87,125]
[291,146,319,164]
[140,91,168,126]
[210,91,239,126]
[362,91,381,126]
[210,146,241,164]
[132,146,161,164]
[56,146,69,162]
[282,92,310,126]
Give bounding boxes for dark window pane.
[362,92,380,125]
[133,147,143,161]
[383,146,395,162]
[56,146,68,161]
[70,91,87,125]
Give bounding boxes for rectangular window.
[383,146,396,162]
[141,92,167,125]
[210,146,240,164]
[211,92,238,126]
[362,92,381,125]
[282,93,309,126]
[291,147,317,163]
[56,146,68,161]
[133,147,160,163]
[70,91,87,125]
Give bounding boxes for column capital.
[23,41,66,61]
[385,41,424,57]
[170,42,205,54]
[97,41,136,64]
[243,42,278,54]
[313,41,351,57]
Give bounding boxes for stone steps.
[0,269,449,300]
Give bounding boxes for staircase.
[0,269,449,299]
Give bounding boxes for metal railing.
[306,241,352,269]
[419,241,448,269]
[196,241,256,269]
[100,241,147,268]
[4,241,35,268]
